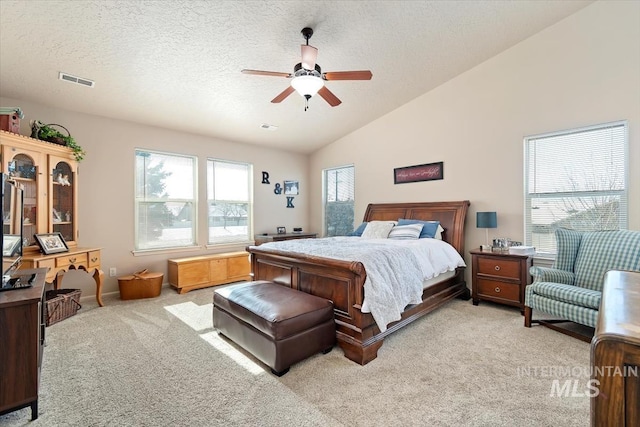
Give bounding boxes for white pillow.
[361,221,396,239]
[434,225,445,240]
[388,223,423,240]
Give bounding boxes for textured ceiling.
[0,1,592,154]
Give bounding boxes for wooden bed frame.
[248,200,470,365]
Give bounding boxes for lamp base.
[480,244,493,252]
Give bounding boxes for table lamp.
[477,211,497,252]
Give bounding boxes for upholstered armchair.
[524,228,640,332]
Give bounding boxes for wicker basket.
[118,270,163,300]
[45,289,82,326]
[31,123,71,146]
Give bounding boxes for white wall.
[0,97,310,297]
[309,1,640,281]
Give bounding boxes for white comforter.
[255,237,466,332]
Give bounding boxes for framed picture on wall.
[284,181,299,195]
[394,162,444,184]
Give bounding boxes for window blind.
[135,150,197,251]
[323,165,355,237]
[207,159,253,245]
[524,121,628,255]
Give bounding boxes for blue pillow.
[397,219,440,238]
[348,222,368,236]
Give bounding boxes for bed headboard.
[363,200,470,255]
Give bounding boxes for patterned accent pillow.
[361,221,396,239]
[554,228,583,272]
[388,223,424,240]
[397,219,441,238]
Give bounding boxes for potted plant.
[30,120,86,162]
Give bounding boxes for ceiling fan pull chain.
[304,94,311,111]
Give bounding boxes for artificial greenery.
[30,121,86,162]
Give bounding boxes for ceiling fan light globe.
[291,75,324,97]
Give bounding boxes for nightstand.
[470,248,532,313]
[253,232,317,245]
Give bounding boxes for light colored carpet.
[1,285,590,426]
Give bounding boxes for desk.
[20,247,104,307]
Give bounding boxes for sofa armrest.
[529,266,575,285]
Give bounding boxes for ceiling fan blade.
[301,45,318,70]
[317,86,342,107]
[242,69,291,78]
[323,70,373,81]
[271,86,295,103]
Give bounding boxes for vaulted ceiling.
[0,1,592,153]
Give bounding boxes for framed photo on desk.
[34,232,69,255]
[2,234,22,257]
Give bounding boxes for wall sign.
[394,161,443,184]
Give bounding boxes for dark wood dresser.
[591,270,640,426]
[0,268,47,420]
[254,232,317,245]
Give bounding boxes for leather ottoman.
[213,281,335,376]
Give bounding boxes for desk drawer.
[477,257,520,279]
[55,253,88,268]
[88,250,101,267]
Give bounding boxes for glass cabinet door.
[2,147,43,247]
[50,159,77,245]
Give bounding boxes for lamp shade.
[476,211,497,228]
[291,75,324,97]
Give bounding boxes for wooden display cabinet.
[0,130,78,247]
[1,131,105,307]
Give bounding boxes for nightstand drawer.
[476,278,520,302]
[477,257,521,279]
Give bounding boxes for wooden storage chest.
[167,251,251,294]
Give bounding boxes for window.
[524,121,628,255]
[207,159,253,245]
[135,150,197,251]
[323,165,355,236]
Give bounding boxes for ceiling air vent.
[58,72,95,88]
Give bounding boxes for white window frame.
[134,149,198,252]
[524,120,628,257]
[323,165,355,237]
[207,159,253,246]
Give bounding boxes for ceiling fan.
[242,27,372,111]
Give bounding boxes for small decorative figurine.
[56,173,71,186]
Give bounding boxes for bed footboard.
[249,247,467,365]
